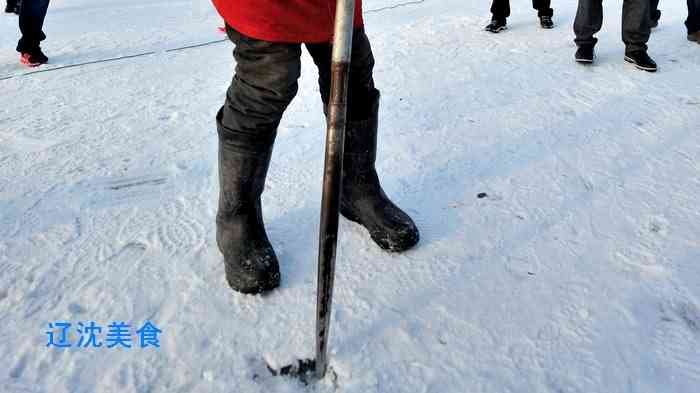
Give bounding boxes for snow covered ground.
[1,0,699,392]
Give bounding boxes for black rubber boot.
[340,89,420,252]
[216,109,280,294]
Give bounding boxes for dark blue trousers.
[16,0,50,52]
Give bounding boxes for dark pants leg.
[574,0,603,47]
[305,28,376,122]
[533,0,554,17]
[219,27,377,146]
[6,0,17,8]
[490,0,511,22]
[650,0,661,22]
[574,0,650,51]
[216,27,305,294]
[688,0,700,33]
[220,26,301,147]
[16,0,50,52]
[622,0,651,52]
[306,29,419,252]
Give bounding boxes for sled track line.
[0,39,228,81]
[366,0,427,14]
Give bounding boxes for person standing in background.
[484,0,555,33]
[648,0,700,43]
[686,0,700,42]
[17,0,50,66]
[573,0,657,72]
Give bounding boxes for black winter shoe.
[484,19,507,33]
[340,90,419,252]
[539,16,554,29]
[216,109,280,294]
[624,50,657,72]
[575,45,595,63]
[5,0,19,14]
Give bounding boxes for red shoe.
[20,49,48,67]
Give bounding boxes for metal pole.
[315,0,356,379]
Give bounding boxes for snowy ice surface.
[1,0,699,392]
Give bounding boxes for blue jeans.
[16,0,50,52]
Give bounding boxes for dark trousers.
[688,0,700,33]
[574,0,651,52]
[490,0,554,21]
[650,0,661,22]
[219,26,376,146]
[649,0,700,33]
[16,0,50,52]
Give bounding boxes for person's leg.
[574,0,603,48]
[621,0,657,70]
[622,0,651,52]
[534,0,554,28]
[306,29,420,252]
[650,0,661,26]
[305,28,375,122]
[221,27,301,140]
[16,0,50,53]
[533,0,554,17]
[484,0,509,31]
[5,0,17,13]
[490,0,511,22]
[687,0,700,35]
[216,26,302,294]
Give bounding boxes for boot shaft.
[216,108,275,220]
[342,87,380,173]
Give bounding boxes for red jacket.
[212,0,364,43]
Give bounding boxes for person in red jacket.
[212,0,420,294]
